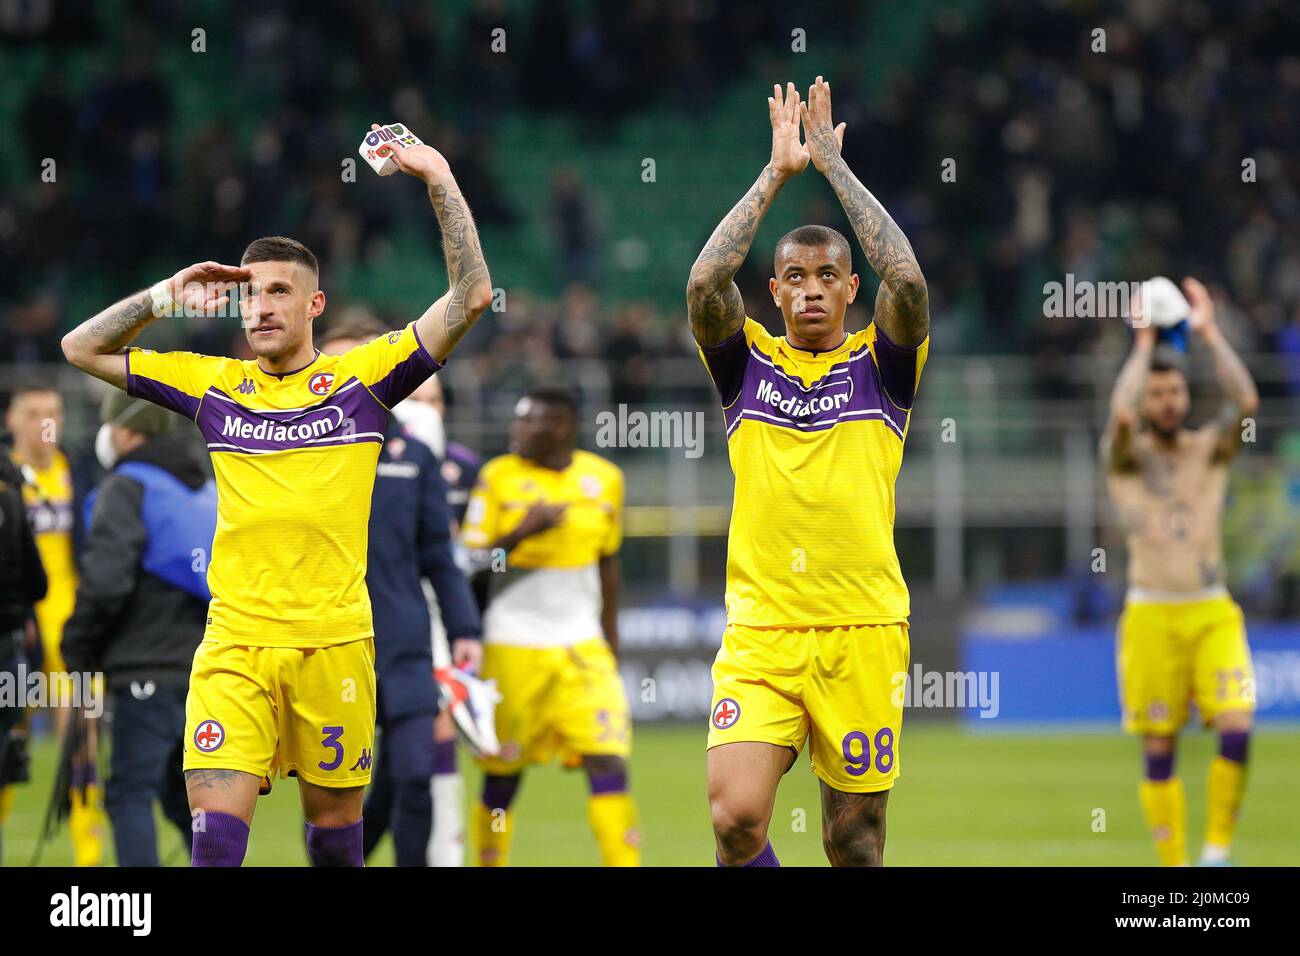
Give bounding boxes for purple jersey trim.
[700,326,749,408]
[258,350,322,379]
[197,378,388,454]
[723,341,906,442]
[127,356,202,421]
[872,324,923,410]
[369,324,444,409]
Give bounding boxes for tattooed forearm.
[813,144,928,346]
[687,164,787,346]
[1203,328,1259,418]
[74,290,157,354]
[424,178,492,359]
[1103,337,1153,472]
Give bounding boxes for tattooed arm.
[801,76,929,348]
[1102,323,1156,474]
[687,83,809,347]
[1183,277,1260,464]
[61,261,250,388]
[382,128,493,362]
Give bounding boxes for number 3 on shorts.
[842,728,895,777]
[319,725,344,771]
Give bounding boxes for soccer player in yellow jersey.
[60,131,492,866]
[5,384,79,682]
[1103,278,1259,867]
[687,79,929,867]
[4,382,105,867]
[461,386,640,866]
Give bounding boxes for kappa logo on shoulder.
[309,372,335,395]
[236,378,256,395]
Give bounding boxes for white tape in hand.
[358,123,424,176]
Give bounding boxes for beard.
[1145,416,1184,441]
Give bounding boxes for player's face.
[240,260,325,361]
[770,243,858,347]
[1141,369,1190,438]
[510,398,570,461]
[4,390,63,454]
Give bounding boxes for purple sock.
[1219,731,1250,764]
[588,771,627,796]
[191,811,250,867]
[1145,752,1175,781]
[305,820,365,867]
[433,739,458,776]
[482,774,521,812]
[717,841,780,867]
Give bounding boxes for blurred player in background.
[1103,277,1260,867]
[688,78,929,866]
[320,317,482,867]
[462,385,639,866]
[59,130,493,866]
[3,382,103,866]
[0,439,47,865]
[392,373,483,865]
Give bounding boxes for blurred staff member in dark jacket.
[0,439,47,864]
[62,393,216,867]
[322,319,482,867]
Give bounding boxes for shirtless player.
[1103,276,1260,866]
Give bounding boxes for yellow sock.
[587,792,641,867]
[69,784,106,868]
[472,800,514,867]
[1138,777,1187,867]
[1205,756,1246,855]
[0,785,15,826]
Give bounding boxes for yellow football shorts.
[183,638,376,790]
[708,622,910,793]
[1117,594,1254,735]
[478,637,632,776]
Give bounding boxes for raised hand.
[1182,276,1216,336]
[769,82,810,179]
[169,261,252,315]
[799,75,846,174]
[372,123,452,186]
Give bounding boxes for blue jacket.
[367,421,481,722]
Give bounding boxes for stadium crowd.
[3,1,1298,401]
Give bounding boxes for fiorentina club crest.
[309,372,335,395]
[711,698,740,730]
[194,719,226,753]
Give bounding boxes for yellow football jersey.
[14,449,78,668]
[462,450,623,647]
[699,317,927,628]
[125,322,440,647]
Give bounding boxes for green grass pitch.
[6,723,1298,866]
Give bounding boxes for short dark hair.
[774,224,852,274]
[8,377,60,402]
[241,236,320,278]
[526,384,580,418]
[322,314,388,346]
